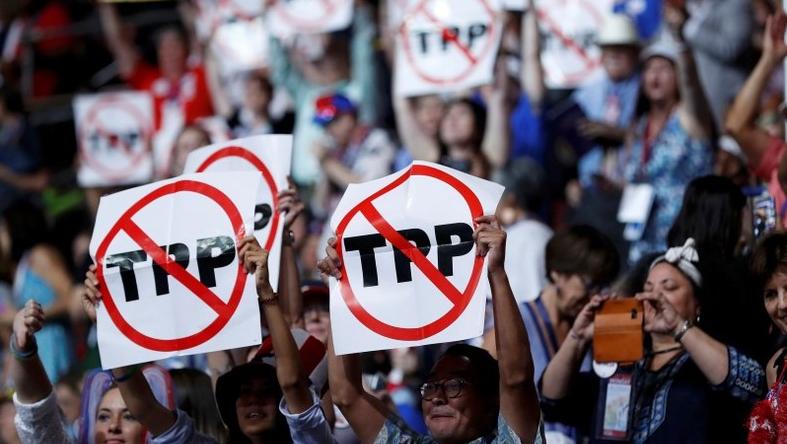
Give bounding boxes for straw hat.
[596,14,640,47]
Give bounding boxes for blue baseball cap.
[313,93,357,127]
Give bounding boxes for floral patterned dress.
[624,112,713,263]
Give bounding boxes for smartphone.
[593,299,644,364]
[745,186,777,241]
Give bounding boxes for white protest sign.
[501,0,524,10]
[264,0,353,39]
[182,135,292,291]
[74,91,154,187]
[536,0,613,89]
[90,172,263,369]
[209,17,269,77]
[329,161,504,355]
[194,0,264,42]
[394,0,503,97]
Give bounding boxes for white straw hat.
[596,14,640,47]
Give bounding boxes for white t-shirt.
[504,219,553,303]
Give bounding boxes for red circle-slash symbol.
[95,179,247,352]
[399,0,498,85]
[78,95,152,181]
[195,146,280,251]
[536,0,603,85]
[271,0,339,32]
[335,164,484,341]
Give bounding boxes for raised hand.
[13,299,44,352]
[636,291,683,335]
[763,12,787,64]
[82,264,101,322]
[569,294,610,344]
[473,215,506,273]
[278,178,305,231]
[238,236,273,297]
[317,237,343,280]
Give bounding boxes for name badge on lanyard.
[618,183,654,241]
[596,365,635,441]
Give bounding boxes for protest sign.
[264,0,354,39]
[182,135,292,291]
[194,0,264,41]
[209,17,269,77]
[329,161,504,355]
[536,0,613,88]
[394,0,503,97]
[74,91,154,187]
[89,172,263,369]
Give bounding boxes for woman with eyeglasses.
[319,216,544,444]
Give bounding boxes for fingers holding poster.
[182,135,293,291]
[329,161,504,355]
[265,0,354,39]
[89,172,263,369]
[394,0,503,97]
[74,92,155,187]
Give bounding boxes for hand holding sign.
[472,215,505,272]
[237,235,274,299]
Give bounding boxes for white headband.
[650,238,702,287]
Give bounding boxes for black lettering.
[123,131,140,148]
[254,203,273,231]
[343,234,387,287]
[105,250,148,302]
[393,229,431,283]
[467,24,487,49]
[435,223,474,277]
[441,27,460,51]
[89,132,102,152]
[196,236,236,287]
[416,31,430,54]
[151,243,190,296]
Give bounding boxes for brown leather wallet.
[593,299,644,363]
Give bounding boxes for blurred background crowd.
[2,0,787,443]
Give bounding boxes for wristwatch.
[673,318,694,342]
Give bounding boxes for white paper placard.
[182,135,292,291]
[74,91,155,187]
[329,161,504,355]
[265,0,354,39]
[536,0,614,89]
[394,0,503,97]
[89,172,263,369]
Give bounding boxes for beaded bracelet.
[9,333,37,361]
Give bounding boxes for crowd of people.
[3,0,787,443]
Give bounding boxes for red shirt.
[752,136,787,229]
[125,61,214,130]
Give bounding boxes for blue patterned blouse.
[374,414,544,444]
[624,112,713,263]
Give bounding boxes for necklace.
[646,345,683,357]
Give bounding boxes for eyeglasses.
[420,378,469,401]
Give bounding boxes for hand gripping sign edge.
[78,95,153,181]
[335,164,485,341]
[95,179,247,352]
[399,0,498,85]
[195,146,280,251]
